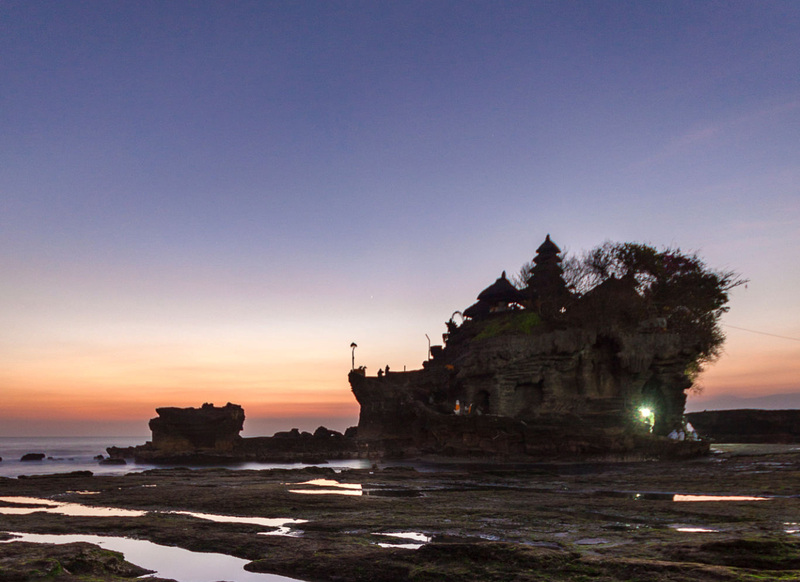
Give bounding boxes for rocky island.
[351,236,742,459]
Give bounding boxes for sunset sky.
[2,1,799,436]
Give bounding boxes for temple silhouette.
[350,235,709,458]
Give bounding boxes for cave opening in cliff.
[476,390,490,415]
[641,379,670,436]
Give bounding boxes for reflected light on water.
[0,496,304,535]
[289,489,363,496]
[375,532,431,550]
[672,495,770,502]
[0,496,146,518]
[288,478,363,496]
[298,479,362,489]
[171,510,306,529]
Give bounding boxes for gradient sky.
[1,1,798,436]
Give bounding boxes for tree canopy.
[515,241,746,371]
[562,241,747,367]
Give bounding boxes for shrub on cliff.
[562,241,746,368]
[474,311,542,339]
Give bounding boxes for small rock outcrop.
[20,453,45,462]
[149,402,245,453]
[108,402,359,464]
[99,458,127,465]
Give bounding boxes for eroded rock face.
[350,326,704,458]
[149,402,245,453]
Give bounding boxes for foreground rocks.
[0,539,172,581]
[1,445,799,581]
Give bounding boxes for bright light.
[638,407,655,433]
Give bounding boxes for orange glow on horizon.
[696,341,800,397]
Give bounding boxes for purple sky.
[1,1,799,436]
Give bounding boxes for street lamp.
[350,342,357,370]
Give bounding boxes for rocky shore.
[105,403,360,465]
[1,444,799,581]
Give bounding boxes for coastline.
[1,444,799,581]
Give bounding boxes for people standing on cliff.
[385,365,390,375]
[377,369,383,378]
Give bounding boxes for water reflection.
[2,532,300,582]
[593,491,771,502]
[171,510,306,530]
[289,488,363,496]
[375,531,431,550]
[671,525,718,533]
[298,479,362,490]
[673,494,769,502]
[286,479,422,497]
[0,496,304,535]
[288,478,363,496]
[0,496,146,518]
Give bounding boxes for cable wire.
[722,324,800,342]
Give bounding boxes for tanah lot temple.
[349,235,708,459]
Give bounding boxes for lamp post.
[350,342,357,370]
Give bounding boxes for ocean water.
[0,436,370,478]
[0,436,153,478]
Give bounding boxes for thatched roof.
[583,274,641,302]
[477,271,525,304]
[463,300,491,319]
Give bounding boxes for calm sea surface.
[0,436,370,478]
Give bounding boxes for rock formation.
[20,453,45,462]
[350,235,718,459]
[108,403,358,464]
[149,402,245,453]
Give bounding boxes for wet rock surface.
[1,445,799,581]
[0,540,173,581]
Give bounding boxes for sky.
[1,1,798,437]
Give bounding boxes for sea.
[0,436,371,479]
